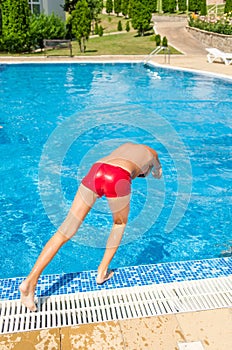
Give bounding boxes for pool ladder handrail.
[144,46,170,65]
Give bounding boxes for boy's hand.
[152,167,162,179]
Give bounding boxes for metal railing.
[144,46,170,65]
[208,4,217,16]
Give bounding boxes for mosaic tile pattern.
[0,257,231,301]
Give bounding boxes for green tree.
[88,0,103,31]
[168,0,177,12]
[106,0,113,14]
[121,0,129,17]
[1,0,31,52]
[131,0,152,36]
[63,0,78,13]
[0,1,3,36]
[200,0,207,15]
[71,0,91,52]
[162,0,169,12]
[147,0,157,12]
[225,0,232,13]
[64,0,103,34]
[114,0,121,16]
[189,0,201,13]
[178,0,187,12]
[128,0,132,18]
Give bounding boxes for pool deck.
[1,19,232,350]
[1,53,232,80]
[0,308,231,349]
[0,260,231,349]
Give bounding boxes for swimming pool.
[0,62,231,279]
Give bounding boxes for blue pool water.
[0,62,231,279]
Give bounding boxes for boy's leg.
[20,184,98,311]
[96,194,130,284]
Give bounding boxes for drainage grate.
[0,276,231,334]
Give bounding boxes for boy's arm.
[145,146,162,179]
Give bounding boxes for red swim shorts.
[81,163,131,198]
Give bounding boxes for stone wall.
[186,26,232,51]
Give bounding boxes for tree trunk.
[83,37,86,53]
[78,39,83,53]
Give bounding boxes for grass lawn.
[0,13,181,57]
[97,13,133,33]
[0,31,181,57]
[43,32,180,56]
[46,14,181,56]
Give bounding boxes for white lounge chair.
[206,48,232,65]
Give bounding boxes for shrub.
[117,20,123,31]
[126,21,130,32]
[188,14,232,35]
[155,34,161,46]
[30,13,66,49]
[162,36,168,47]
[98,25,104,36]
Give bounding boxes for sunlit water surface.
[0,63,231,278]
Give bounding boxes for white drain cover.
[0,276,231,334]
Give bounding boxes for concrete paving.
[153,15,207,55]
[151,15,232,78]
[0,308,231,349]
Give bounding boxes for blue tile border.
[0,257,231,301]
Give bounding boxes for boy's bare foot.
[19,280,37,312]
[96,269,114,285]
